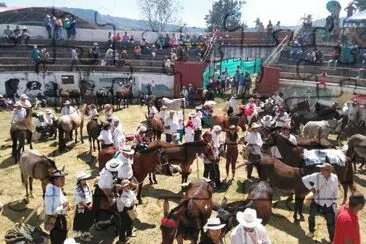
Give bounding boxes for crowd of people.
[43,14,77,40]
[3,25,31,44]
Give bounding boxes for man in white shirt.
[11,102,27,124]
[270,124,297,159]
[302,163,338,242]
[112,117,126,150]
[245,122,263,181]
[44,170,70,244]
[61,100,75,116]
[228,95,237,116]
[98,123,114,149]
[164,111,178,143]
[19,94,32,108]
[191,111,202,141]
[231,208,271,244]
[117,146,134,181]
[158,105,168,120]
[148,101,158,120]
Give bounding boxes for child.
[73,171,94,242]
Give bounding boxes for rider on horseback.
[11,101,26,124]
[19,94,31,109]
[270,123,297,160]
[61,100,75,116]
[112,117,126,150]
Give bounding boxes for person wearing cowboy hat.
[201,218,226,244]
[302,162,338,241]
[180,85,189,107]
[112,117,126,150]
[272,90,284,106]
[195,106,203,118]
[231,208,270,244]
[116,145,135,182]
[190,110,202,141]
[185,113,195,143]
[11,101,27,124]
[72,171,94,242]
[93,157,121,226]
[19,94,32,108]
[158,105,168,120]
[104,104,113,123]
[116,179,138,243]
[260,115,274,129]
[227,95,238,116]
[45,109,57,126]
[274,108,291,129]
[225,125,239,181]
[245,122,263,182]
[172,132,182,145]
[133,125,149,145]
[270,122,297,160]
[97,122,114,149]
[44,170,70,244]
[61,100,75,116]
[164,110,179,143]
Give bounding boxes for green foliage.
[353,0,366,11]
[204,0,245,32]
[0,2,7,7]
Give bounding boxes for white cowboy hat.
[15,101,22,107]
[139,125,147,132]
[51,170,66,178]
[76,171,92,180]
[204,101,216,106]
[261,115,273,125]
[112,117,120,123]
[212,125,222,132]
[121,179,131,188]
[203,218,226,232]
[161,105,167,110]
[189,111,197,117]
[63,100,71,105]
[250,122,262,129]
[105,158,121,172]
[121,145,134,155]
[20,94,29,99]
[316,162,334,172]
[236,208,262,228]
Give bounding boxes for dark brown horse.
[59,89,80,105]
[145,114,164,140]
[98,146,117,172]
[116,83,133,110]
[216,181,273,236]
[161,179,213,244]
[87,119,103,152]
[266,132,354,204]
[211,114,247,131]
[10,107,34,163]
[58,104,90,151]
[148,140,216,183]
[19,150,62,198]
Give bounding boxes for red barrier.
[256,65,280,95]
[173,62,205,97]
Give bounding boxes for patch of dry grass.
[0,100,365,244]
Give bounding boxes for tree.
[204,0,245,32]
[0,2,7,7]
[137,0,183,32]
[353,0,366,11]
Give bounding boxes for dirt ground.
[0,99,365,244]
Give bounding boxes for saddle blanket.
[303,149,346,167]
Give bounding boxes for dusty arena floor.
[0,99,365,244]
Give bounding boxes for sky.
[8,0,354,28]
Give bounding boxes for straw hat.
[203,218,226,232]
[236,208,262,228]
[50,170,65,179]
[121,179,131,188]
[105,158,121,172]
[250,122,262,129]
[316,162,334,172]
[20,94,29,99]
[63,100,71,105]
[76,171,91,180]
[121,145,135,155]
[229,125,237,131]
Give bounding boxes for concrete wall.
[212,46,275,60]
[0,71,174,98]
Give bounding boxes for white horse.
[161,97,185,110]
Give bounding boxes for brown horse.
[116,83,133,110]
[10,107,34,163]
[295,135,336,149]
[97,146,169,204]
[148,140,216,183]
[19,150,62,198]
[59,89,81,105]
[216,181,273,236]
[266,132,354,204]
[87,119,103,152]
[161,179,213,244]
[58,104,90,151]
[211,114,247,131]
[145,114,164,140]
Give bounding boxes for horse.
[96,88,112,110]
[211,114,247,132]
[87,119,103,152]
[148,140,216,183]
[161,179,213,244]
[338,124,366,142]
[19,150,62,198]
[216,181,273,236]
[145,114,164,140]
[346,134,366,171]
[10,107,34,163]
[116,83,133,110]
[161,97,185,110]
[287,100,311,114]
[59,89,80,105]
[266,132,354,204]
[58,104,90,151]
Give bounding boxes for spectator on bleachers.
[266,20,273,36]
[21,27,31,44]
[179,34,185,45]
[164,34,170,48]
[69,15,77,40]
[30,45,41,74]
[43,15,53,39]
[40,48,49,72]
[52,17,60,39]
[108,32,115,47]
[170,52,177,67]
[13,26,21,43]
[157,35,164,49]
[115,33,122,43]
[141,38,150,53]
[134,45,142,59]
[90,42,100,68]
[105,47,114,66]
[129,35,135,45]
[164,57,172,72]
[3,25,13,43]
[64,17,70,37]
[119,50,127,66]
[70,47,79,71]
[151,44,157,60]
[57,18,64,40]
[328,43,341,67]
[275,21,281,31]
[122,32,129,46]
[345,3,356,18]
[170,33,177,47]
